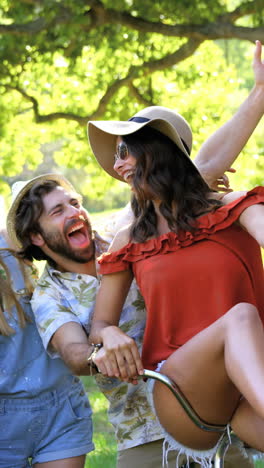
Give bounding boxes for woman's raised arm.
[195,40,264,187]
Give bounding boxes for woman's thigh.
[153,311,241,449]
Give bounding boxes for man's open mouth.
[66,221,91,248]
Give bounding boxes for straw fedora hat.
[6,173,75,249]
[88,106,196,181]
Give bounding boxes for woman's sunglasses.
[114,141,129,163]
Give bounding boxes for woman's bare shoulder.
[221,190,247,205]
[108,224,131,253]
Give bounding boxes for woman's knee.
[226,302,260,327]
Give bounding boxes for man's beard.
[40,221,95,264]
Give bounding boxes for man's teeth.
[68,222,84,234]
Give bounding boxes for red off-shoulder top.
[98,187,264,370]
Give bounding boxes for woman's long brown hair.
[0,249,30,336]
[122,127,222,243]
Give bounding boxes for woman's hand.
[93,326,144,382]
[253,40,264,88]
[210,167,236,193]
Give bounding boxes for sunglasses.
[114,141,129,163]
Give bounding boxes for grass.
[81,376,117,468]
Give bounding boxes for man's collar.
[45,262,91,281]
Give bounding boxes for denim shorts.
[0,376,94,468]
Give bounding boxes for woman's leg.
[231,398,264,452]
[34,455,86,468]
[153,303,264,451]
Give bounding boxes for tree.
[0,0,263,202]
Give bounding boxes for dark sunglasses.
[114,141,129,163]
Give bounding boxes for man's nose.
[67,204,81,216]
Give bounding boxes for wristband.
[87,343,102,372]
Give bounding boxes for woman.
[87,103,264,467]
[0,229,94,468]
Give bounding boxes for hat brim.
[88,118,196,182]
[7,173,75,250]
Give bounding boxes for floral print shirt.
[31,208,164,450]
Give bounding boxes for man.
[6,40,264,468]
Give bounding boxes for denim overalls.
[0,236,94,467]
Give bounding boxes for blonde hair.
[0,248,31,336]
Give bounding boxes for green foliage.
[104,0,226,23]
[0,0,263,209]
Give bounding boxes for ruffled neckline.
[98,187,264,265]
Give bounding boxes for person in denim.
[0,230,94,468]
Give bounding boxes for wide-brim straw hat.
[6,173,75,249]
[88,105,198,182]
